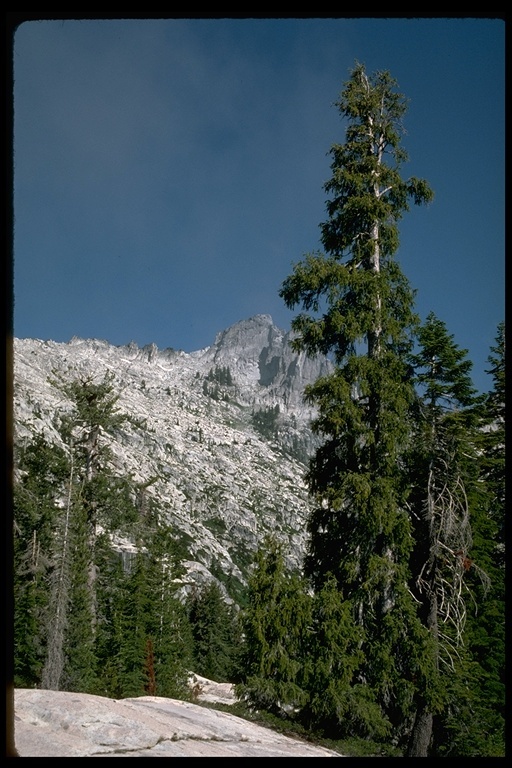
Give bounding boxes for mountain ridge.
[13,315,330,599]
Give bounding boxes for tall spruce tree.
[40,372,129,690]
[279,63,435,742]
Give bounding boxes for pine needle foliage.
[279,62,435,744]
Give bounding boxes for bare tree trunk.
[407,587,437,755]
[41,457,74,690]
[407,705,434,757]
[407,476,439,756]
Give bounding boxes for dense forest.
[12,64,504,757]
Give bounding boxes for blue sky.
[12,17,504,393]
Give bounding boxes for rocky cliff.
[13,315,331,598]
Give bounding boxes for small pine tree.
[301,575,370,737]
[187,581,240,683]
[113,522,192,700]
[236,537,311,715]
[115,548,152,698]
[146,525,193,700]
[92,541,126,698]
[478,321,505,564]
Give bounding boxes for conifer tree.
[143,523,192,700]
[279,63,434,740]
[92,538,126,698]
[115,548,151,697]
[429,322,505,756]
[114,521,192,700]
[13,435,68,686]
[406,312,483,755]
[478,322,505,566]
[38,372,129,690]
[301,575,369,736]
[61,497,98,693]
[13,371,196,699]
[236,537,311,715]
[40,445,76,690]
[53,371,128,556]
[14,372,141,692]
[187,581,240,683]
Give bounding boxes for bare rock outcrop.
[188,672,238,706]
[13,316,329,594]
[13,689,341,757]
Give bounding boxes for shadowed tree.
[236,537,312,715]
[405,312,486,755]
[187,581,240,683]
[13,435,68,687]
[427,322,505,756]
[114,520,192,700]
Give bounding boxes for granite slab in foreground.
[14,689,342,757]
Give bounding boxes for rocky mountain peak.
[210,314,331,409]
[13,316,330,600]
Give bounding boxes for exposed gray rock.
[211,314,331,408]
[13,316,331,595]
[188,672,237,705]
[14,689,341,757]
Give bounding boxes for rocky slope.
[13,314,331,598]
[12,687,341,757]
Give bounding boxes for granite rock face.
[211,314,331,407]
[13,689,341,757]
[13,315,331,595]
